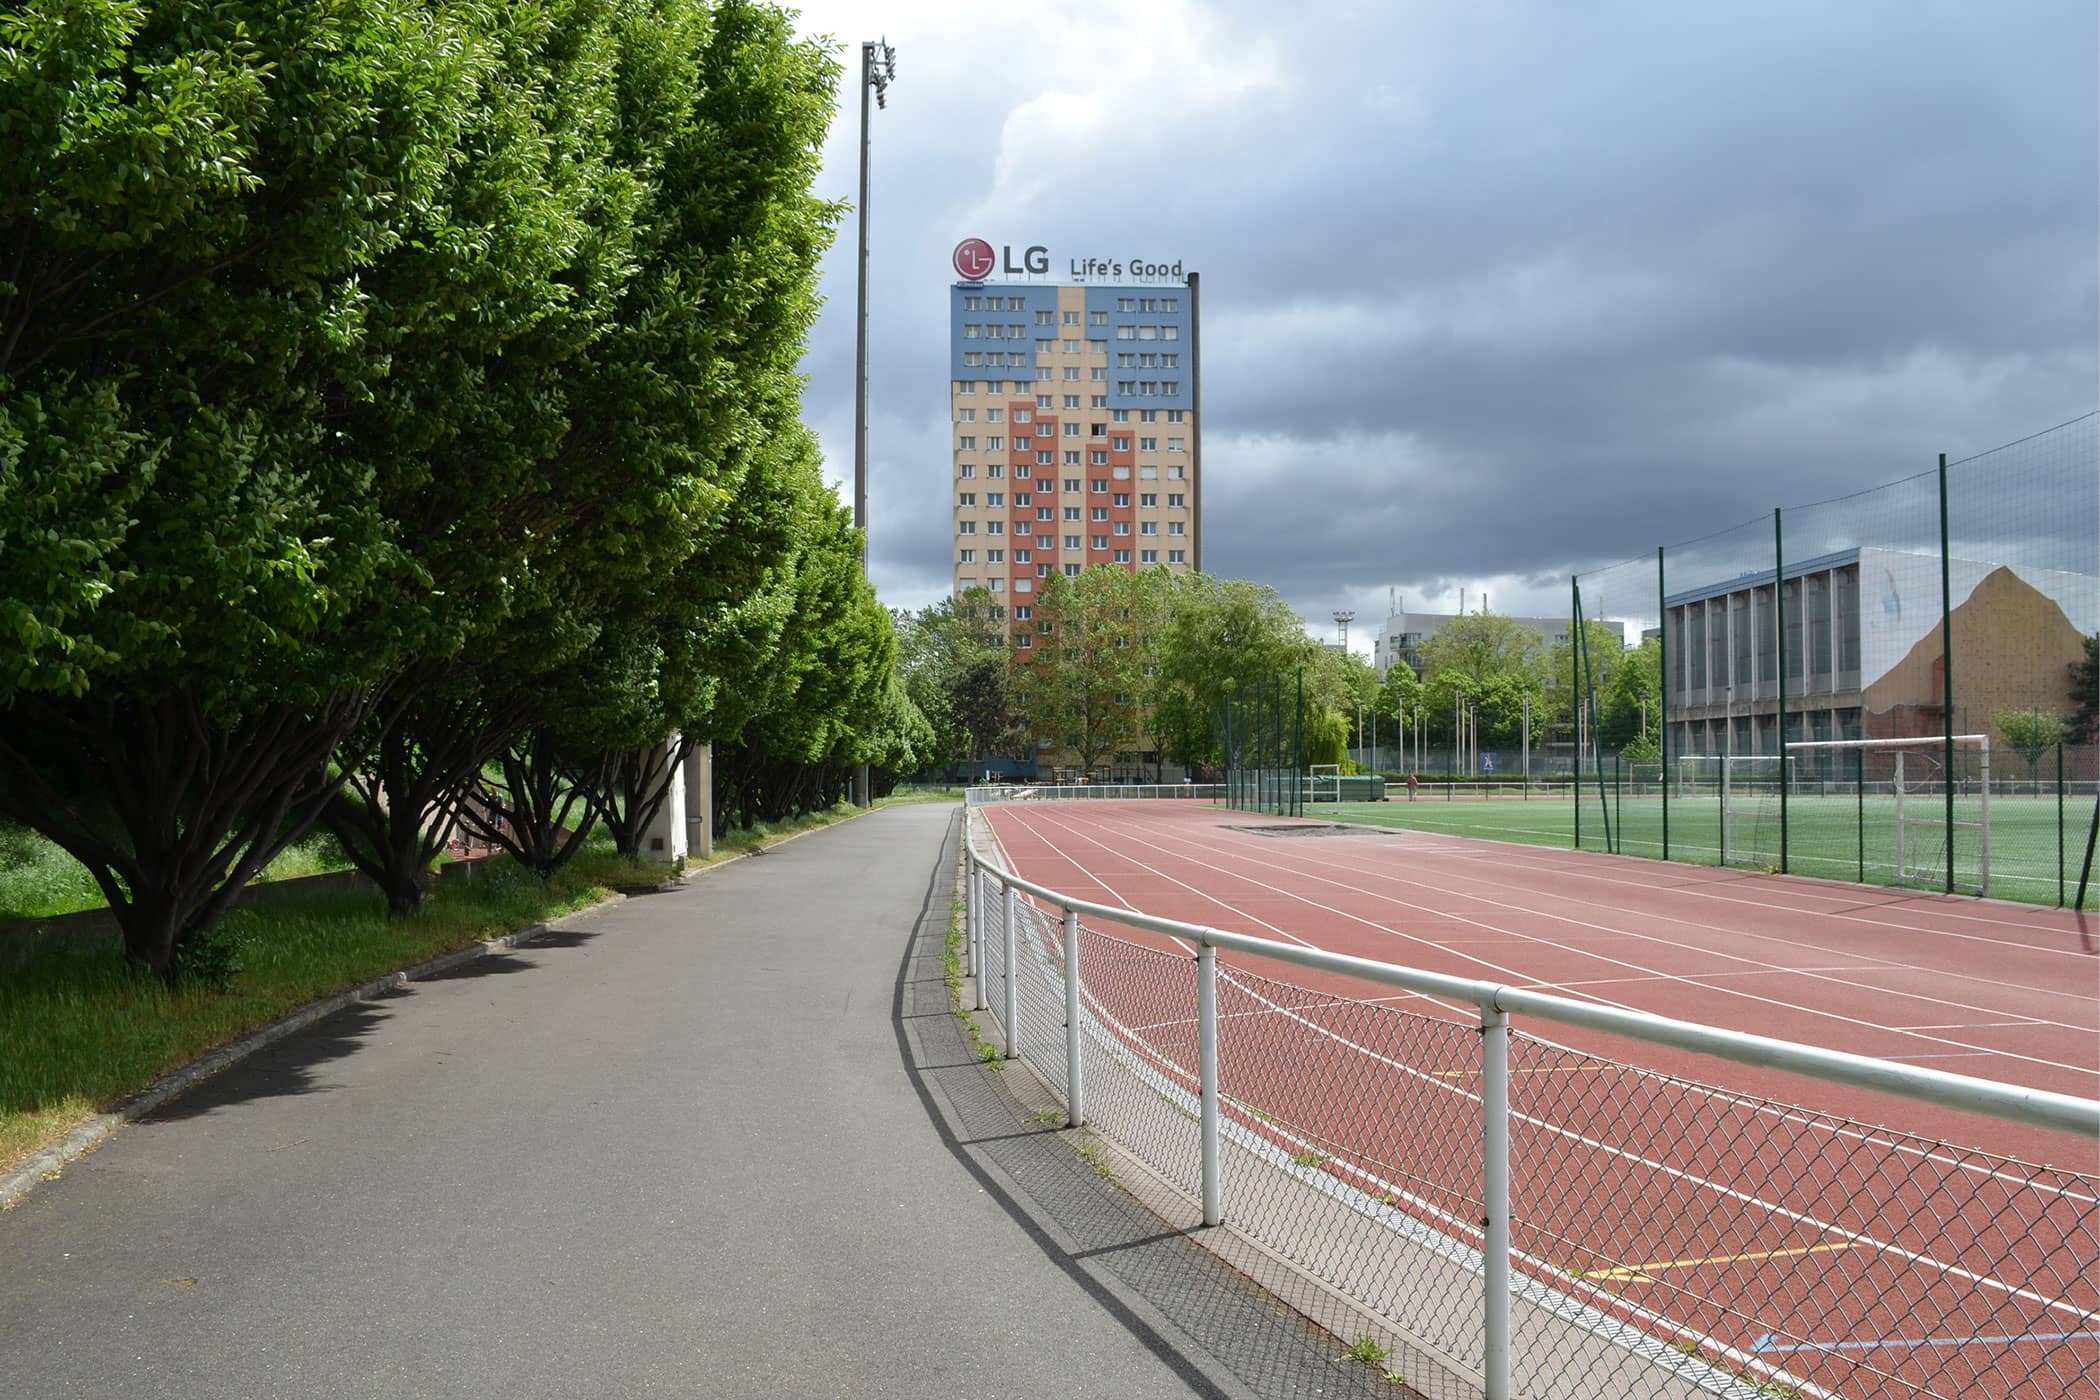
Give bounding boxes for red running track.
[979,800,2100,1400]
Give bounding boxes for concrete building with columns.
[947,243,1202,634]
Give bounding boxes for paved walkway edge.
[1,893,631,1211]
[1,803,906,1211]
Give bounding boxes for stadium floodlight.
[852,38,896,808]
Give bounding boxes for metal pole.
[973,866,987,1011]
[1063,906,1085,1127]
[965,852,978,980]
[1775,508,1788,871]
[1197,942,1222,1226]
[850,42,883,812]
[1938,452,1955,893]
[1659,544,1670,861]
[1481,1004,1513,1400]
[2058,743,2066,907]
[1004,883,1019,1057]
[1979,739,1992,894]
[1522,693,1530,796]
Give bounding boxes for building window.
[1167,492,1184,507]
[957,435,975,449]
[964,324,981,339]
[1168,549,1185,564]
[1113,493,1130,506]
[1037,565,1052,578]
[1036,366,1053,381]
[1162,326,1178,340]
[1064,422,1080,436]
[1064,535,1080,550]
[988,408,1004,423]
[1113,521,1130,535]
[1139,521,1157,536]
[1090,310,1108,325]
[962,352,982,366]
[1065,564,1082,576]
[986,492,1004,507]
[1036,451,1054,465]
[1015,464,1031,479]
[1117,298,1134,312]
[1091,535,1107,550]
[1036,309,1054,325]
[1139,437,1156,450]
[1161,354,1179,368]
[988,578,1003,592]
[1064,478,1080,492]
[1063,506,1080,521]
[957,492,976,507]
[1117,380,1135,395]
[1063,366,1080,381]
[1140,549,1158,563]
[986,549,1004,562]
[1167,521,1184,536]
[985,436,1002,449]
[1167,410,1185,423]
[982,324,998,339]
[1089,450,1108,465]
[1014,548,1030,562]
[1139,493,1156,507]
[958,521,975,535]
[1167,437,1185,451]
[958,549,976,563]
[1138,326,1157,341]
[1063,394,1080,408]
[1113,549,1131,563]
[1163,381,1180,397]
[1091,507,1109,522]
[1012,408,1031,423]
[1089,480,1107,495]
[1112,437,1130,451]
[1161,298,1178,312]
[1063,451,1080,465]
[1016,633,1033,649]
[957,408,975,422]
[1139,466,1157,479]
[1116,325,1135,340]
[1014,606,1032,620]
[1117,353,1135,368]
[987,521,1004,535]
[986,464,1003,479]
[1036,507,1054,520]
[964,296,982,310]
[1168,465,1185,479]
[1063,310,1080,325]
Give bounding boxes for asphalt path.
[0,805,1385,1400]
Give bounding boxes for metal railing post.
[1003,883,1019,1058]
[1198,941,1222,1226]
[1481,1003,1512,1400]
[964,849,978,984]
[973,867,988,1011]
[1063,906,1085,1127]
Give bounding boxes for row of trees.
[893,569,1643,781]
[0,1,930,979]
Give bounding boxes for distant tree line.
[0,0,933,980]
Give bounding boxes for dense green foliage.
[0,0,920,974]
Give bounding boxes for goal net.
[1308,764,1342,805]
[1717,755,1795,871]
[1786,736,1992,894]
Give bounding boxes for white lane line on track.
[1390,829,2100,950]
[998,803,2100,1324]
[1052,808,2096,1077]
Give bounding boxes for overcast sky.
[782,1,2097,653]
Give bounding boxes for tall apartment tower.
[948,258,1201,614]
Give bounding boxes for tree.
[2067,635,2098,746]
[1600,637,1662,750]
[1151,574,1319,770]
[1020,567,1149,777]
[1543,619,1630,753]
[1997,708,2064,781]
[1416,612,1552,749]
[0,0,553,977]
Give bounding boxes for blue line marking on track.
[1751,1330,2100,1355]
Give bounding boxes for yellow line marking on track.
[1577,1242,1853,1283]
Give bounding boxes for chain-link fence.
[963,815,2100,1400]
[1552,414,2099,906]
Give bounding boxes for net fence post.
[1063,906,1085,1128]
[1775,507,1789,874]
[1571,575,1582,851]
[1939,451,1955,894]
[1003,884,1019,1058]
[965,849,980,984]
[1659,543,1670,862]
[1197,941,1222,1227]
[1480,1002,1512,1400]
[2058,742,2067,907]
[1979,738,1991,894]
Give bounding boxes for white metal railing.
[960,815,2100,1400]
[965,782,1223,805]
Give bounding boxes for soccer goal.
[1787,735,1991,894]
[1308,763,1342,804]
[1717,754,1796,870]
[1675,753,1723,799]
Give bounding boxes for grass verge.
[0,805,865,1180]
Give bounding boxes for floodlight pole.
[851,38,895,811]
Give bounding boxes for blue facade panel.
[948,281,1192,412]
[948,283,1059,383]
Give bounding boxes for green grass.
[0,804,872,1180]
[1324,793,2093,908]
[0,824,358,922]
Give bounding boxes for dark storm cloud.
[791,0,2096,640]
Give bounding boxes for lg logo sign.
[952,238,1048,281]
